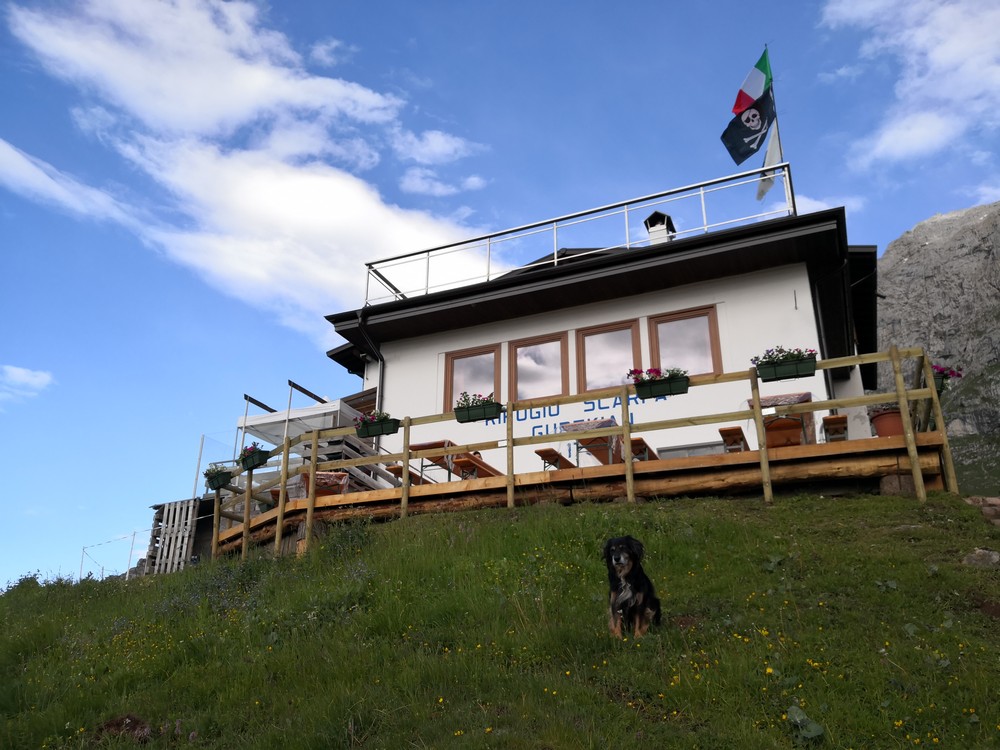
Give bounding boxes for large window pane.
[514,339,564,400]
[653,310,717,375]
[582,325,636,390]
[451,350,496,402]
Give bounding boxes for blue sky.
[2,0,999,586]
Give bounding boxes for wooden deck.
[215,432,948,555]
[209,346,958,559]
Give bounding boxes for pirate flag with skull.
[720,85,776,165]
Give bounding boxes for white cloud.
[794,193,866,214]
[390,127,485,165]
[7,1,401,138]
[400,167,457,197]
[817,64,862,84]
[399,167,487,197]
[0,365,54,406]
[0,139,135,227]
[822,0,1000,166]
[972,183,1000,204]
[1,0,488,344]
[851,111,966,165]
[310,38,354,67]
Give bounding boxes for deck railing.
[363,164,795,305]
[209,345,957,560]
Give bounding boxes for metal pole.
[125,531,137,581]
[283,383,294,443]
[192,434,205,500]
[235,397,250,462]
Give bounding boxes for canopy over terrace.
[238,400,361,450]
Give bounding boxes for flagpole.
[757,44,794,211]
[764,44,784,162]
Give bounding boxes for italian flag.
[732,49,772,114]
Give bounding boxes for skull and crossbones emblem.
[741,108,762,131]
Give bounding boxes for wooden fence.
[209,345,958,560]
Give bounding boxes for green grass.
[3,493,999,749]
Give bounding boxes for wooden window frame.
[444,343,502,411]
[576,319,641,393]
[647,305,722,377]
[509,332,569,402]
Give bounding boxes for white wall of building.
[363,263,860,470]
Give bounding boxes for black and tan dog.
[603,535,662,638]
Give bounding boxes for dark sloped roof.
[327,208,877,385]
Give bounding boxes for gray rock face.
[876,201,1000,494]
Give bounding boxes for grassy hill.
[3,494,999,749]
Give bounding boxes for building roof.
[327,207,877,387]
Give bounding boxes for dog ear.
[603,538,613,561]
[627,536,644,561]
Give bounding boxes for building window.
[445,344,501,409]
[649,306,721,376]
[510,333,568,401]
[577,320,640,392]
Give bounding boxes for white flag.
[756,120,783,201]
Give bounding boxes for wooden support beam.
[890,345,926,502]
[506,399,515,509]
[400,418,411,518]
[212,489,221,561]
[749,367,773,504]
[303,434,319,554]
[920,355,960,494]
[621,385,636,503]
[273,436,291,556]
[241,468,252,561]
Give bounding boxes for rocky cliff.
[876,201,1000,494]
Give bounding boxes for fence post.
[241,469,252,561]
[890,345,926,502]
[212,489,221,560]
[273,436,291,556]
[920,356,959,493]
[301,432,320,553]
[749,367,774,504]
[506,400,516,508]
[400,418,411,518]
[621,386,635,503]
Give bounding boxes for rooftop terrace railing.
[364,164,795,305]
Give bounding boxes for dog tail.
[652,596,662,625]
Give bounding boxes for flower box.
[205,471,232,491]
[635,376,690,399]
[356,418,401,438]
[756,356,817,382]
[240,449,269,471]
[454,402,504,423]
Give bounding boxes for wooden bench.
[719,426,750,453]
[628,437,654,461]
[409,440,458,478]
[452,454,504,479]
[822,414,848,442]
[535,447,576,470]
[561,417,622,464]
[764,416,804,448]
[269,471,349,502]
[386,464,434,485]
